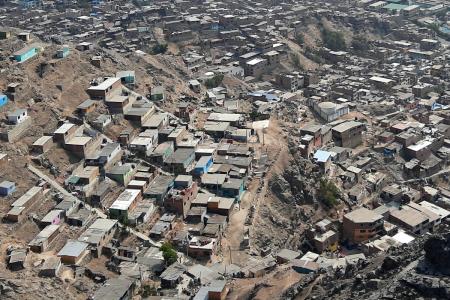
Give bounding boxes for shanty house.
[90,276,136,300]
[58,240,89,265]
[0,94,8,107]
[0,180,16,196]
[40,210,64,227]
[56,45,70,58]
[107,164,135,186]
[86,77,122,101]
[7,109,28,124]
[32,135,54,154]
[29,225,61,253]
[13,44,39,62]
[194,156,213,176]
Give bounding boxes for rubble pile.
[303,232,450,300]
[251,156,324,251]
[424,232,450,275]
[270,157,320,205]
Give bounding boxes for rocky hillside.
[282,229,450,300]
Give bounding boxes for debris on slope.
[300,229,450,300]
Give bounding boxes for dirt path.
[220,178,259,265]
[295,274,323,300]
[219,118,289,265]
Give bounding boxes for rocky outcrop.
[424,232,450,275]
[269,157,320,205]
[402,275,450,299]
[296,230,450,300]
[269,174,294,204]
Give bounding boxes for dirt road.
[220,178,259,265]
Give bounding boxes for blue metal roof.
[314,150,332,163]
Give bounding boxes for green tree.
[318,179,340,208]
[141,284,157,297]
[160,242,178,265]
[152,43,168,55]
[77,0,90,9]
[205,74,224,89]
[322,28,346,51]
[295,33,305,46]
[351,35,370,51]
[304,46,324,64]
[291,54,301,68]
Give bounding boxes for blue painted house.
[0,94,7,107]
[193,156,213,176]
[13,45,39,63]
[116,71,136,84]
[0,181,16,196]
[220,178,245,202]
[56,45,70,58]
[21,0,42,8]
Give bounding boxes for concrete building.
[343,208,384,244]
[53,123,77,145]
[332,121,365,148]
[78,219,118,256]
[109,189,142,223]
[86,77,122,101]
[275,73,304,92]
[244,58,267,77]
[165,175,198,219]
[310,101,349,122]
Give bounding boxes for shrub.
[351,35,370,51]
[152,43,168,55]
[291,54,301,68]
[318,179,340,208]
[322,28,346,51]
[295,33,305,46]
[160,242,178,265]
[141,284,157,297]
[205,74,224,89]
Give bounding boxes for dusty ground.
[217,178,259,266]
[227,266,302,300]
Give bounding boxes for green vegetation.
[321,28,346,51]
[295,33,305,46]
[77,0,90,9]
[249,110,267,121]
[141,284,157,297]
[427,23,440,32]
[132,0,143,9]
[291,54,301,68]
[351,35,371,51]
[304,46,324,64]
[160,242,178,265]
[152,43,168,55]
[204,74,224,89]
[318,179,340,208]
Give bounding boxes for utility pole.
[186,234,189,258]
